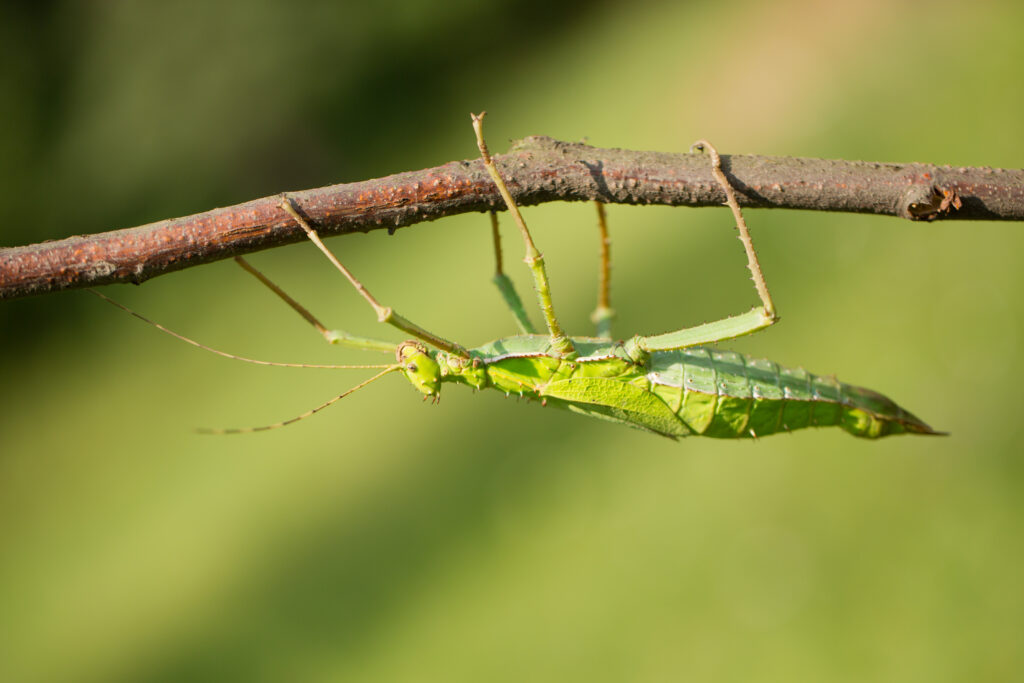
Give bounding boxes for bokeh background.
[2,1,1022,681]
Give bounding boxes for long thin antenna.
[88,289,392,370]
[197,366,400,434]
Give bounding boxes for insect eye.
[406,363,418,372]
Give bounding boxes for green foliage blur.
[2,1,1022,681]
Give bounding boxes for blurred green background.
[2,1,1022,681]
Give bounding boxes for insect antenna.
[197,366,401,435]
[87,288,394,370]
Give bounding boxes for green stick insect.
[93,113,940,438]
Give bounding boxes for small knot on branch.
[900,184,963,221]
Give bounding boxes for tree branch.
[2,135,1022,300]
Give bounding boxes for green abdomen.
[647,347,936,438]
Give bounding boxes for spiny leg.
[279,196,469,357]
[590,202,615,339]
[626,140,779,358]
[488,211,537,334]
[471,112,575,358]
[234,256,395,353]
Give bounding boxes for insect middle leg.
[624,139,779,359]
[488,210,537,335]
[472,112,575,359]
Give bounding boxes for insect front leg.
[625,140,779,359]
[278,196,469,357]
[233,256,396,353]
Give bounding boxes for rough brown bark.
[2,136,1022,300]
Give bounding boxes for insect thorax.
[434,341,646,399]
[434,350,488,390]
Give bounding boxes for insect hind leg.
[590,202,615,339]
[626,140,778,358]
